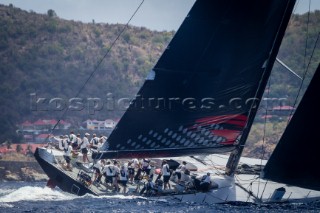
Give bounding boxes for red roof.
[33,119,60,126]
[45,119,57,125]
[273,105,295,110]
[60,120,70,125]
[37,134,50,139]
[261,115,273,119]
[33,119,47,125]
[21,121,33,126]
[0,144,42,154]
[0,147,15,153]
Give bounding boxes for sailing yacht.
[34,0,320,203]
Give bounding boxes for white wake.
[0,186,77,203]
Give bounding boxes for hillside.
[243,10,320,158]
[0,4,319,159]
[0,4,173,142]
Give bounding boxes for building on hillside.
[83,119,116,130]
[272,105,295,116]
[17,119,71,143]
[105,119,116,129]
[33,119,71,131]
[23,134,34,143]
[19,121,34,132]
[18,119,71,133]
[35,134,50,143]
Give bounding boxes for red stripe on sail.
[211,129,241,145]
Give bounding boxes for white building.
[83,119,116,130]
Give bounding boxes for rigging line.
[292,0,300,14]
[286,0,299,31]
[203,158,226,175]
[242,0,293,132]
[276,58,302,80]
[234,174,259,182]
[287,31,320,124]
[50,0,145,133]
[257,79,271,199]
[234,178,260,203]
[304,0,311,69]
[259,180,269,201]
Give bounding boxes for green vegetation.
[243,11,320,158]
[0,4,319,159]
[0,5,173,143]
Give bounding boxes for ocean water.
[0,182,319,213]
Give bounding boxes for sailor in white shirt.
[161,160,171,190]
[90,133,99,149]
[103,161,114,186]
[99,135,108,144]
[119,165,128,194]
[73,133,82,150]
[132,158,139,169]
[80,133,90,163]
[112,161,120,192]
[69,131,77,145]
[52,135,65,151]
[63,143,73,171]
[141,158,151,176]
[175,161,187,183]
[93,159,104,184]
[198,172,211,192]
[96,135,108,151]
[63,135,69,150]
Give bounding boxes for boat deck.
[51,153,192,196]
[37,147,320,203]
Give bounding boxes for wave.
[0,189,16,197]
[0,186,77,203]
[0,185,150,203]
[85,193,140,199]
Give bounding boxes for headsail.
[94,0,296,159]
[263,64,320,191]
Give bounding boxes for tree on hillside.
[47,9,57,18]
[16,144,23,153]
[5,140,12,149]
[26,144,33,156]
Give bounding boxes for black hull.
[34,147,96,196]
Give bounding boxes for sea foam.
[0,186,76,203]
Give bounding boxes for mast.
[225,0,296,176]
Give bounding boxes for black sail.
[263,64,320,191]
[94,0,296,159]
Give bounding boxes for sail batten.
[94,0,296,160]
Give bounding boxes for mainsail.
[263,64,320,191]
[93,0,296,159]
